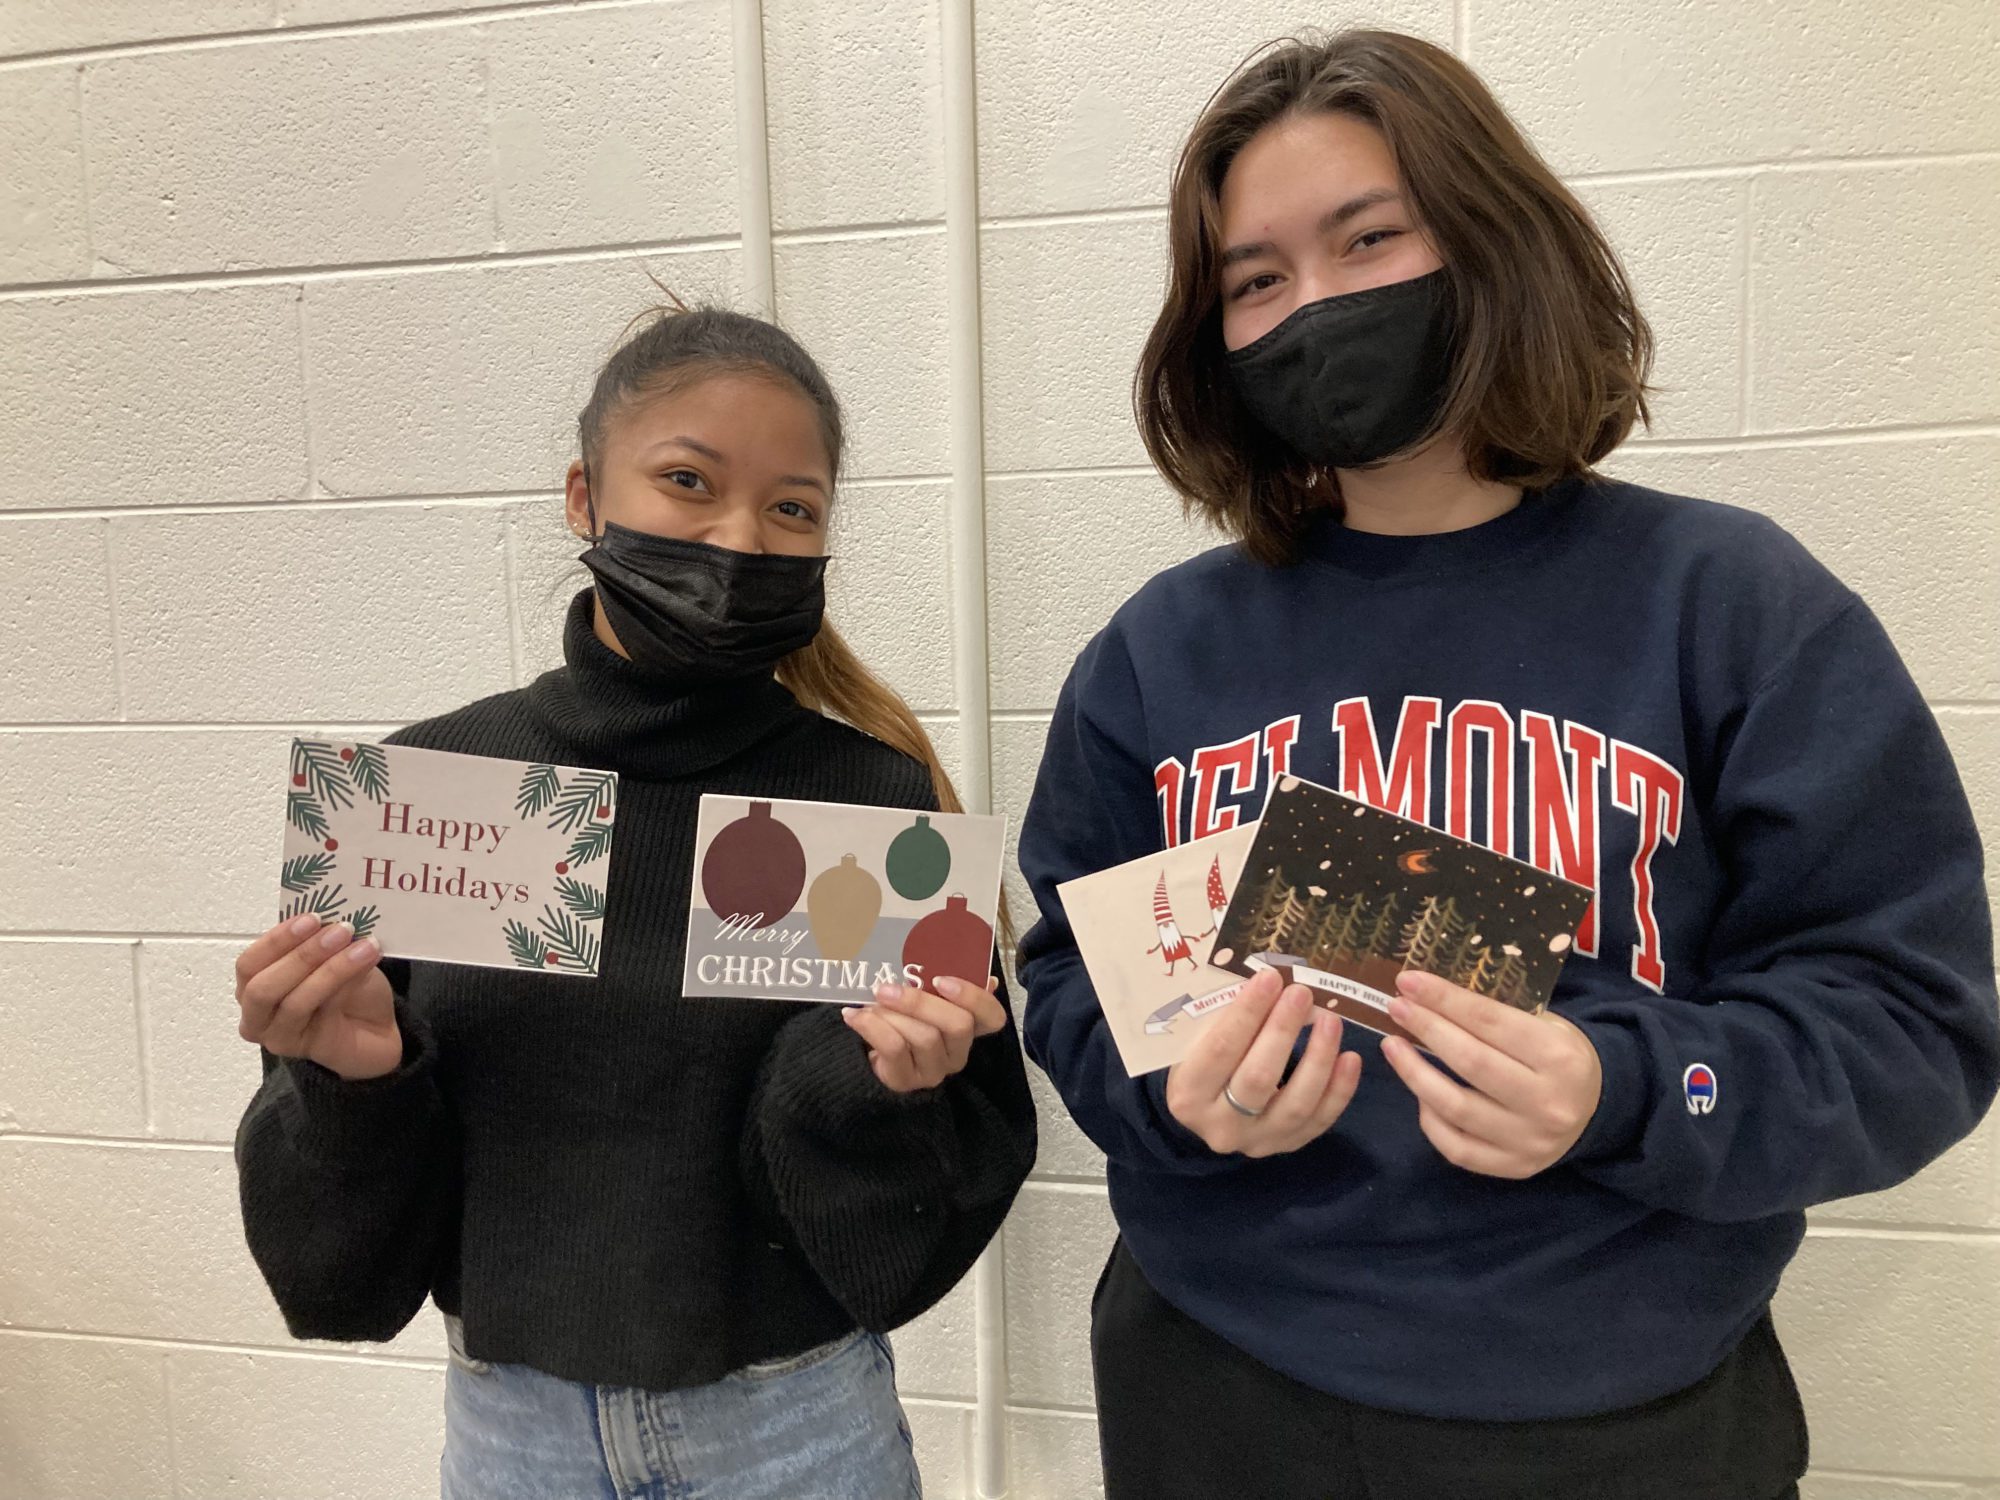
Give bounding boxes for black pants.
[1092,1241,1808,1500]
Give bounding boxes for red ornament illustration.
[597,805,610,819]
[292,773,307,787]
[339,747,355,762]
[555,861,570,875]
[324,838,339,852]
[900,894,994,996]
[700,802,807,928]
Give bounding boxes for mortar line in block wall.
[0,1324,448,1370]
[0,0,668,69]
[0,234,745,301]
[161,1342,180,1498]
[1737,175,1754,436]
[0,1130,234,1151]
[129,942,154,1132]
[99,517,127,719]
[1802,1220,2000,1243]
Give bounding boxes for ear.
[562,460,595,540]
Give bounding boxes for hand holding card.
[1378,970,1604,1179]
[235,913,401,1082]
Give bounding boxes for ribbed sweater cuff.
[278,1001,441,1167]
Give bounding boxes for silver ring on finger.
[1222,1082,1267,1119]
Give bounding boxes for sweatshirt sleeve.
[234,961,459,1343]
[738,963,1037,1330]
[1015,625,1239,1175]
[1558,599,2000,1222]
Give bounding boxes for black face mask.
[1225,268,1455,470]
[578,522,827,687]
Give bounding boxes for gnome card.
[1056,823,1259,1076]
[682,796,1007,1004]
[1208,776,1593,1048]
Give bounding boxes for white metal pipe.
[940,0,1009,1493]
[730,0,776,316]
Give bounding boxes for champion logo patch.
[1683,1063,1718,1115]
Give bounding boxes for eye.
[1351,228,1403,252]
[775,499,822,525]
[661,468,709,494]
[1228,272,1283,302]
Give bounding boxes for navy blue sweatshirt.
[1016,475,1998,1421]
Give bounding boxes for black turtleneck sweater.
[236,592,1037,1391]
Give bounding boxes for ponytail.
[778,622,1015,947]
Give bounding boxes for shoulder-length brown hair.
[1136,29,1653,565]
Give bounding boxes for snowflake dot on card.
[700,802,806,928]
[901,894,993,997]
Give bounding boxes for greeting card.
[1210,776,1592,1047]
[682,796,1006,1004]
[1057,823,1259,1076]
[277,739,617,976]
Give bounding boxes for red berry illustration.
[544,952,560,966]
[339,747,354,762]
[555,861,569,875]
[292,773,307,787]
[324,838,339,852]
[596,805,610,819]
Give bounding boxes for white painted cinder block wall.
[1,2,1995,1496]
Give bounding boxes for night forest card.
[277,739,618,975]
[1058,824,1259,1076]
[1209,777,1592,1048]
[682,796,1007,1004]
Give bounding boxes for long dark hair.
[577,299,970,820]
[1136,30,1655,565]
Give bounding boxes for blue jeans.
[440,1321,922,1500]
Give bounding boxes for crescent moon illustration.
[1398,850,1437,874]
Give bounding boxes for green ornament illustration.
[885,814,952,901]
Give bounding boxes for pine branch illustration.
[566,820,614,868]
[348,744,390,803]
[555,876,606,923]
[515,763,563,818]
[280,884,346,922]
[280,853,336,892]
[548,772,616,834]
[294,741,355,812]
[537,905,602,973]
[346,905,380,940]
[503,919,550,969]
[287,791,330,842]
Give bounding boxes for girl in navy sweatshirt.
[1016,30,1997,1500]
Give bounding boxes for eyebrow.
[1219,188,1404,270]
[646,437,829,496]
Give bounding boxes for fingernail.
[1395,970,1426,997]
[318,924,351,951]
[936,977,961,999]
[873,982,899,1004]
[290,914,321,936]
[346,937,378,964]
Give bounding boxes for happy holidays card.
[1209,776,1592,1048]
[682,796,1007,1004]
[1057,823,1260,1076]
[277,739,618,976]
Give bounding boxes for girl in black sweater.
[234,305,1037,1499]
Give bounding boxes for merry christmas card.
[277,739,618,976]
[1057,823,1259,1076]
[682,796,1007,1005]
[1209,776,1592,1048]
